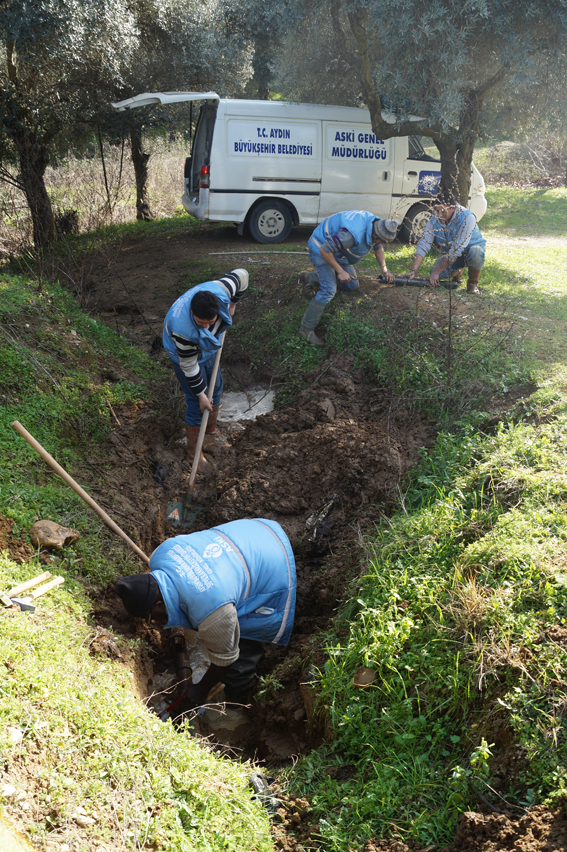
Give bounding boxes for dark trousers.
[223,638,265,694]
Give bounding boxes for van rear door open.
[320,122,394,218]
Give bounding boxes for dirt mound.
[0,516,34,564]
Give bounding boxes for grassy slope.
[285,188,567,849]
[0,274,272,850]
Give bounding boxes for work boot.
[298,270,319,299]
[466,268,481,294]
[185,424,209,473]
[451,269,463,286]
[299,298,326,347]
[203,406,229,451]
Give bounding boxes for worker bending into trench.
[163,269,249,471]
[116,518,296,712]
[299,210,398,346]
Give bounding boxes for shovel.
[188,332,225,493]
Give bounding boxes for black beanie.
[116,574,159,617]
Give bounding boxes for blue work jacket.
[309,210,377,265]
[162,281,232,368]
[431,205,486,255]
[149,519,296,646]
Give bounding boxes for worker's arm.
[177,604,240,711]
[401,218,435,280]
[374,245,394,283]
[319,247,352,283]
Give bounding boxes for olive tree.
[0,0,138,246]
[272,0,567,203]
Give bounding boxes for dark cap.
[116,573,159,617]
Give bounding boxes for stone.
[29,521,80,550]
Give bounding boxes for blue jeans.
[171,359,223,426]
[309,248,358,304]
[447,244,485,275]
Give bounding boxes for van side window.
[408,136,441,163]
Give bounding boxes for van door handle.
[407,171,418,176]
[382,171,390,181]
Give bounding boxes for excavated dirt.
[22,221,557,851]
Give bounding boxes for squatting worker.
[163,269,248,471]
[403,190,487,293]
[299,210,398,347]
[116,519,296,711]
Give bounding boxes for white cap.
[230,268,249,291]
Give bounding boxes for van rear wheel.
[248,201,292,244]
[400,202,433,244]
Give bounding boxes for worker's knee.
[466,245,485,270]
[312,267,337,303]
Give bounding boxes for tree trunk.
[15,137,55,247]
[129,125,154,221]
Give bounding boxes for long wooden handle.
[29,576,65,600]
[188,333,225,491]
[6,571,52,598]
[11,421,150,564]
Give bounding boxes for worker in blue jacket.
[299,210,398,346]
[403,190,487,293]
[163,269,248,471]
[116,519,296,710]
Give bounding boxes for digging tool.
[188,332,225,492]
[10,421,150,564]
[11,576,65,612]
[378,274,458,289]
[2,571,52,607]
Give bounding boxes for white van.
[113,92,487,244]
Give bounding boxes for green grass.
[0,271,274,850]
[482,186,567,237]
[0,555,272,851]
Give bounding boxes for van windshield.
[408,136,441,162]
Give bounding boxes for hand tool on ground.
[10,421,150,564]
[1,570,52,608]
[378,274,458,289]
[11,575,65,612]
[188,332,225,492]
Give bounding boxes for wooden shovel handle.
[188,333,225,492]
[11,421,150,564]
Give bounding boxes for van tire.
[400,202,433,244]
[248,201,292,244]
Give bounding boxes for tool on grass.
[10,421,150,564]
[1,571,52,608]
[378,274,458,289]
[188,332,225,492]
[10,576,65,612]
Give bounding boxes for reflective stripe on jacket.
[162,280,232,368]
[150,519,296,646]
[309,211,376,266]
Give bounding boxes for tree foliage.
[0,0,138,245]
[269,0,567,202]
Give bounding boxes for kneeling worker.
[163,269,248,470]
[404,190,486,293]
[299,210,398,346]
[116,518,296,710]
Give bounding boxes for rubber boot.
[298,271,319,299]
[466,268,481,294]
[185,424,209,473]
[299,298,326,347]
[204,406,229,451]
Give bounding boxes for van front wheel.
[248,201,292,244]
[400,202,433,244]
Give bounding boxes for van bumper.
[182,186,208,221]
[469,196,487,223]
